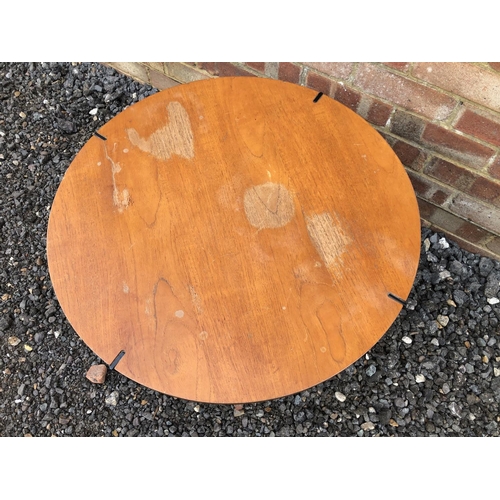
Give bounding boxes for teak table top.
[47,77,421,403]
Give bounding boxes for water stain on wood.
[244,182,295,229]
[126,101,194,160]
[306,212,351,272]
[189,284,203,314]
[104,143,130,212]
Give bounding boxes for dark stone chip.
[56,119,77,134]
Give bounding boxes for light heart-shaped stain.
[126,101,194,161]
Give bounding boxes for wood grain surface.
[46,77,421,403]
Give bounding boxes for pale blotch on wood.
[144,298,152,316]
[127,101,194,160]
[188,284,203,314]
[114,188,130,212]
[104,143,131,213]
[244,182,295,229]
[306,212,351,272]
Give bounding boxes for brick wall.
[105,62,500,261]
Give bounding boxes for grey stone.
[491,377,500,394]
[439,270,451,280]
[335,392,346,402]
[449,402,462,418]
[56,119,76,134]
[453,290,469,306]
[449,260,468,278]
[105,391,119,406]
[479,257,494,277]
[394,398,405,408]
[466,393,479,405]
[438,237,449,249]
[437,315,449,327]
[485,271,500,298]
[485,422,498,434]
[361,421,375,431]
[378,408,391,426]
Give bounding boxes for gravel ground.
[1,62,500,437]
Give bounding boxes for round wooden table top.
[47,77,421,403]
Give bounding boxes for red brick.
[413,63,500,113]
[489,63,500,72]
[469,177,500,206]
[383,63,410,72]
[390,110,426,143]
[245,62,266,72]
[424,158,477,191]
[455,220,491,244]
[422,124,495,169]
[217,63,255,78]
[366,100,392,127]
[278,62,301,84]
[303,62,353,80]
[392,140,424,170]
[449,193,500,235]
[431,190,449,206]
[489,156,500,180]
[416,197,436,220]
[354,63,457,120]
[407,169,454,206]
[306,71,332,95]
[407,170,430,197]
[332,82,360,112]
[454,108,500,147]
[425,203,466,232]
